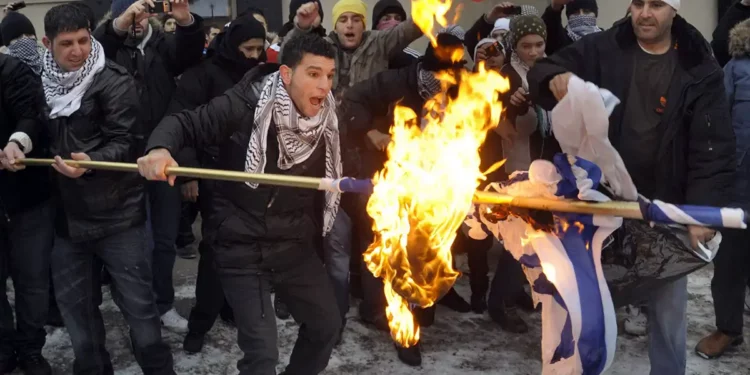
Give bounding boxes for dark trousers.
[187,241,232,335]
[52,225,174,375]
[711,228,750,336]
[218,249,341,375]
[488,247,526,312]
[176,202,198,249]
[147,181,182,315]
[0,202,54,358]
[452,231,492,297]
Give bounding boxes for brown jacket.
[282,20,422,95]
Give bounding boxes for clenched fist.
[137,148,178,186]
[295,2,321,30]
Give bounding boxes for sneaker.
[623,305,648,336]
[274,294,290,320]
[183,332,205,354]
[160,308,189,333]
[18,354,51,375]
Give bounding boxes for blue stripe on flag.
[532,273,575,363]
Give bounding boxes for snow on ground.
[6,254,750,374]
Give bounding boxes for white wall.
[280,0,719,53]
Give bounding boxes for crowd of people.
[0,0,747,374]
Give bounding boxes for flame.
[411,0,453,46]
[364,49,509,348]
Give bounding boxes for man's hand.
[115,0,152,30]
[688,225,716,251]
[509,87,529,107]
[0,142,26,171]
[137,148,178,186]
[366,129,392,152]
[549,72,573,102]
[181,180,199,202]
[742,0,750,7]
[487,2,516,23]
[169,0,192,26]
[295,2,321,30]
[551,0,573,12]
[52,153,90,179]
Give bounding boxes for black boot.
[219,303,235,326]
[17,353,51,375]
[489,305,528,334]
[470,294,487,314]
[183,332,205,354]
[394,342,422,367]
[515,291,536,312]
[437,287,471,313]
[274,294,290,320]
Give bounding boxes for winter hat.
[1,12,36,46]
[372,0,406,30]
[439,25,466,42]
[288,0,324,24]
[566,0,598,17]
[630,0,679,11]
[111,0,137,19]
[492,18,510,38]
[520,5,539,17]
[215,16,266,80]
[422,31,465,72]
[510,15,547,47]
[332,0,367,29]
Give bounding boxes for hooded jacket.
[147,64,328,268]
[528,15,736,207]
[724,19,750,207]
[372,0,420,69]
[712,1,750,67]
[93,12,205,144]
[0,54,49,222]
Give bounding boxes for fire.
[363,0,510,348]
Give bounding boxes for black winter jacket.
[48,61,146,242]
[541,6,575,56]
[0,54,49,221]
[147,64,328,268]
[94,15,205,142]
[712,1,750,67]
[528,15,736,207]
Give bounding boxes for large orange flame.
[364,10,510,345]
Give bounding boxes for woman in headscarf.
[166,16,268,354]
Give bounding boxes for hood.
[730,19,750,58]
[372,0,406,30]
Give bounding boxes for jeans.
[218,248,341,375]
[147,181,182,315]
[52,225,174,375]
[176,201,198,249]
[187,241,233,335]
[647,276,688,375]
[0,202,54,358]
[710,228,750,336]
[323,211,351,323]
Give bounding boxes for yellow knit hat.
[332,0,367,29]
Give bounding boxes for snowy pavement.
[7,253,750,374]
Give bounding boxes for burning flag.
[363,0,509,348]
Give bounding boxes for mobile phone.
[8,1,26,11]
[485,41,503,57]
[502,5,522,16]
[149,1,172,14]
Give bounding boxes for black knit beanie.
[566,0,598,17]
[0,12,36,46]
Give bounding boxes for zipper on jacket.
[706,114,714,151]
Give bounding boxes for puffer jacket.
[49,60,145,242]
[94,12,205,143]
[282,19,422,98]
[147,64,330,269]
[0,54,49,222]
[725,19,750,208]
[528,15,736,207]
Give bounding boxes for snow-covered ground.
[6,256,750,374]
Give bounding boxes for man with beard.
[95,0,205,333]
[542,0,602,55]
[2,4,175,373]
[528,0,735,373]
[166,16,267,354]
[138,33,343,375]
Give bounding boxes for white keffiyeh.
[245,71,342,236]
[42,38,106,119]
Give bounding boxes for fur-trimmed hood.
[730,18,750,58]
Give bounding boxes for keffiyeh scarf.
[42,38,105,119]
[566,14,602,42]
[245,71,342,236]
[7,37,43,75]
[417,63,442,100]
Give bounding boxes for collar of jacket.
[327,30,373,53]
[613,14,716,75]
[234,63,281,103]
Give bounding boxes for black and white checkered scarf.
[7,37,42,75]
[42,38,105,119]
[245,71,342,236]
[566,14,602,42]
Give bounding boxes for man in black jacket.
[94,0,205,332]
[0,53,53,375]
[528,1,735,374]
[4,5,175,374]
[138,33,342,375]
